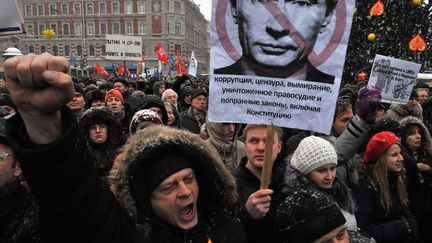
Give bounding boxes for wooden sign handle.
[260,125,275,189]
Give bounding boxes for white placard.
[0,0,25,35]
[209,0,355,134]
[368,54,421,104]
[105,34,142,61]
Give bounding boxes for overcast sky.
[193,0,211,21]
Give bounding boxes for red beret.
[364,131,400,164]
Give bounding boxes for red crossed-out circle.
[215,0,347,75]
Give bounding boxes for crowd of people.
[2,52,432,243]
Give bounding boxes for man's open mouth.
[180,203,195,221]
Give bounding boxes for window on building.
[100,22,107,35]
[87,3,94,15]
[99,2,106,15]
[63,23,69,35]
[139,20,146,35]
[76,45,82,56]
[25,5,32,16]
[113,22,120,34]
[27,24,34,36]
[112,2,120,14]
[175,22,181,35]
[61,3,68,15]
[126,22,133,35]
[74,3,81,15]
[87,22,95,35]
[174,2,181,14]
[125,1,133,14]
[37,4,44,16]
[41,45,46,53]
[65,45,70,56]
[75,22,82,35]
[50,24,57,33]
[138,1,145,14]
[89,45,95,57]
[50,4,57,16]
[38,24,45,35]
[29,46,34,53]
[102,45,106,56]
[53,45,58,56]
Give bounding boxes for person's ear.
[13,162,22,177]
[231,2,239,24]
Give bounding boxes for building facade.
[19,0,210,76]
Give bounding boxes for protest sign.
[105,35,142,61]
[208,0,355,134]
[0,0,25,35]
[368,54,421,104]
[188,51,198,77]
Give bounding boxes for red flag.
[118,64,125,76]
[176,49,186,74]
[96,63,109,76]
[156,43,168,64]
[96,63,103,75]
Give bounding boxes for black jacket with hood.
[400,116,432,242]
[110,125,246,243]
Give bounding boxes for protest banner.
[368,54,421,104]
[105,34,142,61]
[208,0,355,135]
[188,51,198,77]
[0,0,25,36]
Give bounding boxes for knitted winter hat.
[278,189,346,242]
[364,131,400,164]
[291,136,337,175]
[129,109,163,134]
[105,89,124,105]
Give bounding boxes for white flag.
[188,51,198,77]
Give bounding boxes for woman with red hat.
[352,131,419,243]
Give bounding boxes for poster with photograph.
[208,0,355,134]
[368,54,421,104]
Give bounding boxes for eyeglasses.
[0,151,13,160]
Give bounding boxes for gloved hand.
[356,86,382,124]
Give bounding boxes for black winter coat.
[352,173,418,243]
[0,181,39,243]
[9,110,245,243]
[9,110,144,242]
[233,157,282,243]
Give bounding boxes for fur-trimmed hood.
[109,125,238,227]
[386,102,423,121]
[78,107,124,147]
[400,116,432,156]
